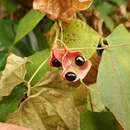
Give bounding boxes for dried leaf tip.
[33,0,93,22]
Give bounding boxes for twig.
[69,43,130,51]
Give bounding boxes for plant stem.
[70,43,130,51]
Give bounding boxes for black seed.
[75,56,85,66]
[65,72,77,81]
[52,59,61,67]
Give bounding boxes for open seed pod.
[50,48,92,82]
[50,48,65,67]
[61,50,92,82]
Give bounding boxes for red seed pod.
[50,48,65,67]
[50,48,92,82]
[61,50,92,82]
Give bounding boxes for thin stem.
[69,43,130,51]
[88,91,94,112]
[54,25,60,47]
[58,20,64,41]
[27,57,49,97]
[28,57,49,84]
[29,88,47,99]
[18,88,48,110]
[57,20,68,49]
[27,83,31,97]
[57,39,68,49]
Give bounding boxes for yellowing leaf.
[49,20,101,58]
[63,20,101,58]
[0,54,27,96]
[7,72,80,130]
[33,0,92,22]
[73,84,88,108]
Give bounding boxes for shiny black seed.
[52,59,61,67]
[75,56,85,66]
[65,72,77,81]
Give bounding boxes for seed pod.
[61,50,92,82]
[50,48,65,67]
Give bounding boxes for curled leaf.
[33,0,92,22]
[63,19,101,58]
[0,54,27,96]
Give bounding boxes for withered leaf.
[0,54,27,96]
[7,72,80,130]
[33,0,92,22]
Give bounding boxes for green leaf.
[80,111,119,130]
[25,49,50,85]
[110,0,127,5]
[0,0,17,13]
[63,19,101,58]
[86,84,105,112]
[14,10,45,44]
[0,85,25,122]
[0,20,16,70]
[0,50,9,71]
[16,30,49,56]
[0,54,27,96]
[96,2,115,31]
[107,24,130,44]
[0,20,15,48]
[97,24,130,130]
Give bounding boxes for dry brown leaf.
[33,0,92,22]
[7,72,80,130]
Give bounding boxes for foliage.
[0,0,130,130]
